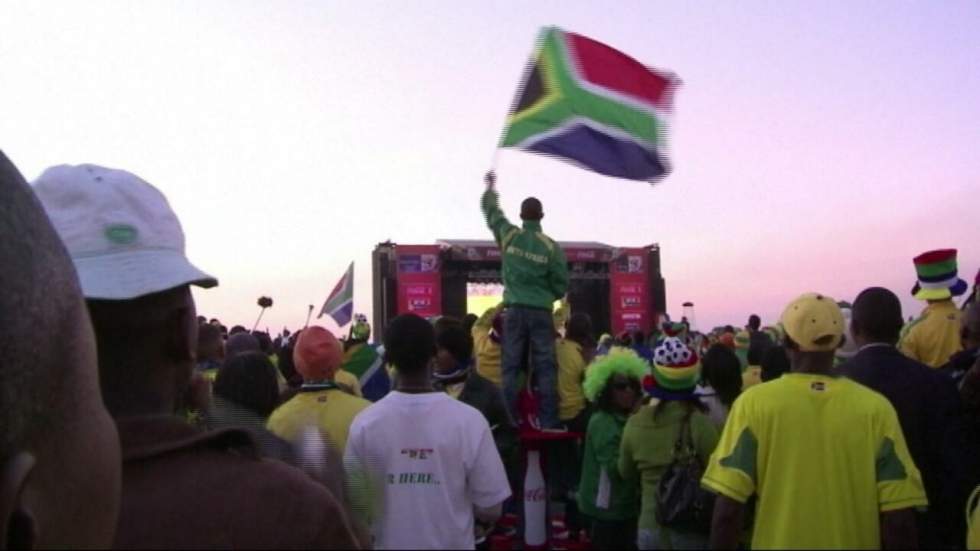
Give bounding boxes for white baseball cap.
[32,164,217,300]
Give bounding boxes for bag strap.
[672,408,696,457]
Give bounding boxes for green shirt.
[578,410,639,521]
[481,188,568,309]
[619,401,719,532]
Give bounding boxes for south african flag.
[501,27,678,182]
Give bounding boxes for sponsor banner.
[396,245,442,317]
[610,247,649,335]
[449,243,612,262]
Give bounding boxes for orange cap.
[294,326,343,381]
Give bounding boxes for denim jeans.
[502,305,560,429]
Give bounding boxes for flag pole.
[490,28,545,172]
[305,304,314,329]
[490,147,499,170]
[252,308,266,332]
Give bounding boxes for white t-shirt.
[344,390,511,550]
[696,384,730,428]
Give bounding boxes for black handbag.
[654,411,715,534]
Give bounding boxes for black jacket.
[839,345,965,548]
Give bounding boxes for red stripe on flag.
[566,31,674,110]
[327,271,348,301]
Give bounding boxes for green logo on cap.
[105,224,138,245]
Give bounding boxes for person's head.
[520,197,543,221]
[225,331,261,360]
[632,330,646,346]
[723,325,735,334]
[849,287,905,347]
[252,331,273,355]
[747,314,761,331]
[384,314,436,377]
[87,287,199,416]
[616,331,633,347]
[702,344,742,407]
[197,323,225,363]
[648,337,703,401]
[213,352,280,418]
[1,153,120,547]
[718,332,735,349]
[229,325,247,336]
[566,313,594,346]
[350,314,371,343]
[433,318,473,375]
[276,333,301,388]
[597,333,613,349]
[780,293,845,374]
[293,326,343,381]
[962,302,980,350]
[760,346,791,382]
[33,163,217,419]
[583,349,645,414]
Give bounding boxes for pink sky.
[2,1,978,334]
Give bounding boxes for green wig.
[583,347,648,402]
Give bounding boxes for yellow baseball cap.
[780,293,844,352]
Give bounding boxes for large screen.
[466,282,504,316]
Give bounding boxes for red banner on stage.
[610,247,650,335]
[395,245,442,318]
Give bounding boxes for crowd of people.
[2,153,979,550]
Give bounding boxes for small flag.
[341,343,390,402]
[501,27,679,182]
[318,262,354,326]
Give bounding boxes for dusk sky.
[3,1,978,334]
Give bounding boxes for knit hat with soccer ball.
[644,337,701,401]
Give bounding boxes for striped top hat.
[644,337,701,401]
[911,249,968,301]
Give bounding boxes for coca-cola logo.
[524,487,546,502]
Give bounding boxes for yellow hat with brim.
[780,293,844,352]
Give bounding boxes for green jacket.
[481,188,569,309]
[578,410,640,521]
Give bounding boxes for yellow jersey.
[899,300,964,368]
[473,307,503,386]
[555,338,587,421]
[267,388,370,452]
[702,373,927,549]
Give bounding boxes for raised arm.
[481,171,517,245]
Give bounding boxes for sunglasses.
[612,380,636,391]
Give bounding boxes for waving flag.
[501,27,678,182]
[319,262,354,326]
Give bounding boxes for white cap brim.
[74,248,218,300]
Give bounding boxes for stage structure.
[372,240,666,338]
